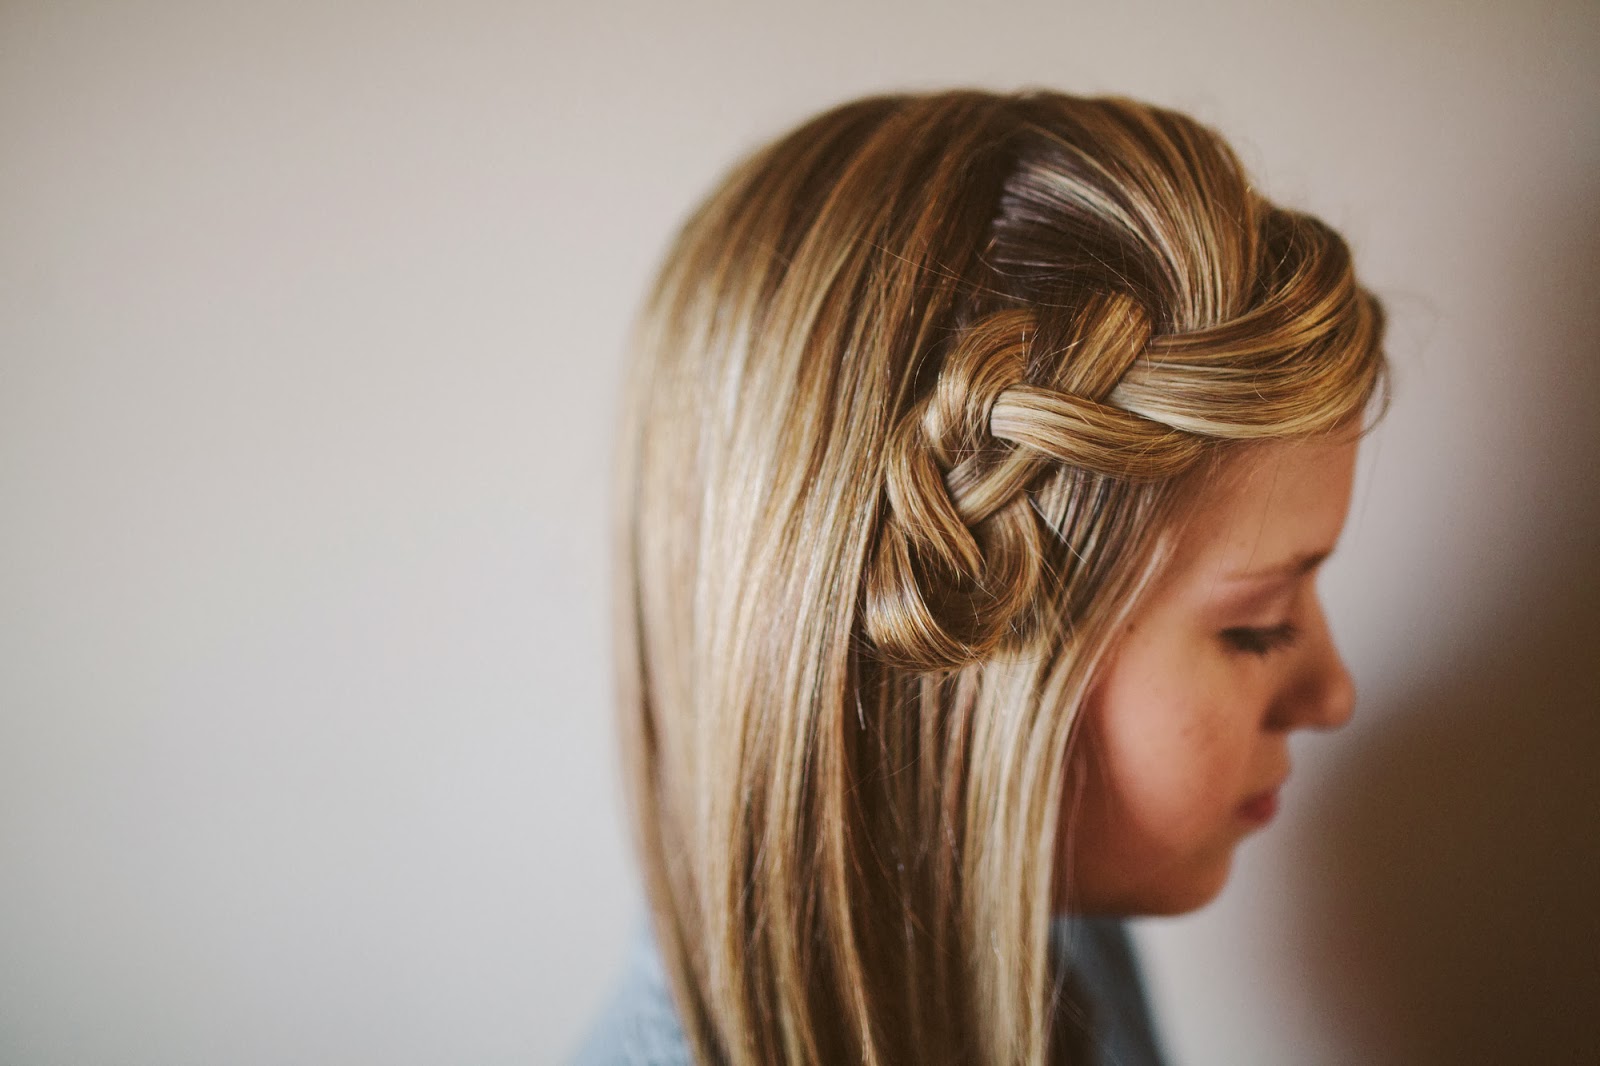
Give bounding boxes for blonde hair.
[613,90,1385,1065]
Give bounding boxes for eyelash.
[1221,622,1301,657]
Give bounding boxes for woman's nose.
[1275,598,1356,731]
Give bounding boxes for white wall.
[3,2,1595,1063]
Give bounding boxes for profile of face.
[1058,435,1361,916]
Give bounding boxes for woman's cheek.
[1107,708,1222,843]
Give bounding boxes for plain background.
[3,1,1597,1063]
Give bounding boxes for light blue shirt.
[572,916,1166,1065]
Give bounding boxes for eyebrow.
[1224,549,1332,584]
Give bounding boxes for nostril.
[1277,648,1356,733]
[1320,656,1357,729]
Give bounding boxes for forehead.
[1168,437,1360,586]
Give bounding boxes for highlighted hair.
[614,90,1385,1065]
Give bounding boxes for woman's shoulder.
[569,922,693,1066]
[570,917,1166,1066]
[1050,915,1168,1066]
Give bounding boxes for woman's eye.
[1220,622,1301,657]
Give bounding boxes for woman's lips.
[1236,788,1280,826]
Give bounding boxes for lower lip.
[1237,790,1280,826]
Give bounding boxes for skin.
[1056,435,1361,916]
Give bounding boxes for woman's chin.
[1057,855,1235,918]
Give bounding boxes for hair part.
[614,89,1386,1066]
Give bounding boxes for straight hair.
[613,89,1386,1065]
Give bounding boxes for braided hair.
[616,90,1386,1066]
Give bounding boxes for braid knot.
[864,299,1205,670]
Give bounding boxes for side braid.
[864,294,1205,671]
[862,134,1386,674]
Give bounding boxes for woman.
[578,89,1387,1065]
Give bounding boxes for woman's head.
[616,90,1385,1065]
